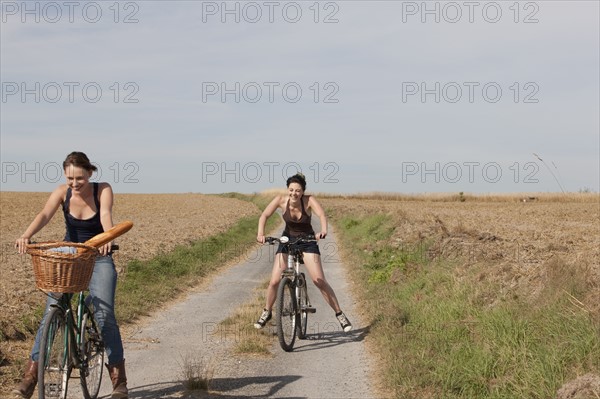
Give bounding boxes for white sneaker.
[254,309,272,329]
[336,312,352,332]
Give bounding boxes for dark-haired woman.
[13,152,129,399]
[255,174,352,332]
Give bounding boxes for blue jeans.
[30,255,124,365]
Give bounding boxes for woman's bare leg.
[264,253,286,311]
[302,252,342,313]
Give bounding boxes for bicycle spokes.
[79,310,104,399]
[39,307,70,399]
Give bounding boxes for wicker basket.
[27,242,99,293]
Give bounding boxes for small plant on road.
[179,353,214,391]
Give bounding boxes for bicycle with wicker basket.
[27,221,132,399]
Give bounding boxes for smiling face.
[64,164,92,193]
[287,182,304,203]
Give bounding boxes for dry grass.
[326,197,599,397]
[179,352,215,392]
[318,191,600,203]
[219,282,274,356]
[260,189,599,203]
[321,197,600,321]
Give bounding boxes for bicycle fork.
[49,296,86,371]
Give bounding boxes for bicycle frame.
[284,249,308,310]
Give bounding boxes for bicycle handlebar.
[264,235,317,245]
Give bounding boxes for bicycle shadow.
[291,325,371,353]
[120,375,303,398]
[208,375,303,397]
[116,381,184,398]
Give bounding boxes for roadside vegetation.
[331,210,599,398]
[219,281,275,356]
[315,191,599,203]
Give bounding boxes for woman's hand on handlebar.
[98,241,113,256]
[317,232,327,240]
[256,235,266,244]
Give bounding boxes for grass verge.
[333,213,600,399]
[219,281,275,356]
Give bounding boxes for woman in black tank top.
[13,152,129,399]
[254,173,353,333]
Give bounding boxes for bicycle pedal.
[303,306,316,313]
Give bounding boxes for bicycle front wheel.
[297,274,309,339]
[80,309,104,399]
[38,306,70,399]
[276,277,297,351]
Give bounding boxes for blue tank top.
[63,182,104,243]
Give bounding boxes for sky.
[1,0,598,194]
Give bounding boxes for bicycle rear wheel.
[38,307,70,399]
[297,273,309,339]
[276,277,297,351]
[80,309,104,399]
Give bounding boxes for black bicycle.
[265,235,317,352]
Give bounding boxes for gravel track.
[76,223,374,398]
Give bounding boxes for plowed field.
[321,197,600,317]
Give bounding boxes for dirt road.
[82,224,374,398]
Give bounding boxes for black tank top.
[63,182,104,243]
[282,197,315,237]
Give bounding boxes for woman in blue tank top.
[255,173,352,333]
[13,152,129,399]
